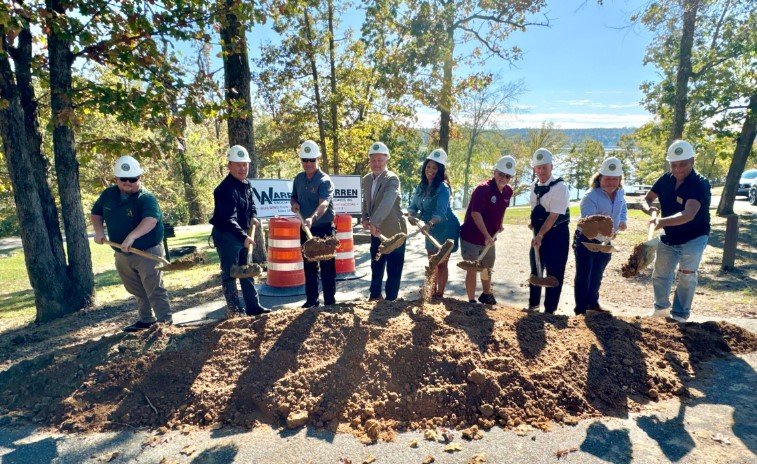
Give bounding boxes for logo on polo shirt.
[491,195,497,203]
[674,147,683,155]
[121,163,130,171]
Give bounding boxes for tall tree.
[371,0,548,151]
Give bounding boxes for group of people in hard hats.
[91,136,709,332]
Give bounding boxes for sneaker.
[324,299,336,306]
[301,300,320,309]
[468,299,478,304]
[368,296,383,302]
[246,306,272,317]
[668,314,690,323]
[525,306,540,312]
[123,320,155,332]
[650,308,670,318]
[157,317,173,325]
[478,292,497,305]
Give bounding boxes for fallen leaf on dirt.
[443,443,462,453]
[439,427,454,443]
[158,459,179,464]
[461,424,483,440]
[362,455,376,464]
[422,456,435,464]
[96,451,119,462]
[338,458,353,464]
[180,445,196,456]
[555,447,578,459]
[710,433,731,445]
[467,453,487,463]
[423,429,437,441]
[409,438,419,448]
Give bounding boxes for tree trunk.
[47,0,95,317]
[12,24,66,262]
[303,8,329,172]
[220,0,266,262]
[1,26,76,322]
[462,130,478,207]
[438,28,455,152]
[669,0,700,143]
[717,93,757,216]
[173,117,204,225]
[327,0,340,174]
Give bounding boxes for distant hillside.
[500,128,636,147]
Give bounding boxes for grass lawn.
[0,229,220,326]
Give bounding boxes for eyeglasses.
[495,172,512,179]
[118,177,140,183]
[300,158,316,163]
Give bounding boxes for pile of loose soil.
[1,299,755,441]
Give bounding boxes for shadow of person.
[636,403,695,462]
[0,434,58,464]
[442,303,494,352]
[580,421,633,464]
[367,299,406,326]
[515,312,568,359]
[190,443,239,463]
[584,314,649,418]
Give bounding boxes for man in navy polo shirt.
[643,139,711,322]
[459,155,515,304]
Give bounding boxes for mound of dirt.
[1,299,755,441]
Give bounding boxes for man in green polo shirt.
[91,156,171,332]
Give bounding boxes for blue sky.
[237,0,660,130]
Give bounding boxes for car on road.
[738,168,757,197]
[749,184,757,206]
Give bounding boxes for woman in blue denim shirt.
[408,149,461,298]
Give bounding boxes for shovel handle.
[476,231,499,261]
[413,218,443,250]
[647,211,658,241]
[294,211,314,240]
[534,246,543,277]
[247,224,256,266]
[102,240,170,265]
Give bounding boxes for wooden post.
[721,214,739,271]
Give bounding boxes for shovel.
[457,231,499,273]
[621,211,659,278]
[582,241,618,253]
[528,245,559,287]
[231,224,264,279]
[374,232,407,260]
[102,240,201,271]
[410,217,454,269]
[578,215,616,253]
[294,211,339,261]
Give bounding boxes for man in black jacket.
[210,145,270,317]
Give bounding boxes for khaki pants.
[114,244,171,323]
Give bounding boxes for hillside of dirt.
[1,299,756,442]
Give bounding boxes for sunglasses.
[495,172,512,179]
[300,158,316,163]
[118,177,140,183]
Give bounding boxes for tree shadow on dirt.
[584,314,649,418]
[514,312,568,359]
[442,301,494,352]
[579,421,633,464]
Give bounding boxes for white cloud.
[413,108,652,129]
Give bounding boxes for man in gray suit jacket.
[361,142,408,301]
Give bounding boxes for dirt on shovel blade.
[2,299,756,443]
[577,215,613,240]
[159,252,205,271]
[375,234,406,260]
[529,275,559,287]
[457,260,484,271]
[303,236,339,261]
[231,263,264,279]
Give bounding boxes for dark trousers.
[302,224,337,305]
[529,223,569,313]
[573,232,612,314]
[369,235,406,300]
[212,228,262,313]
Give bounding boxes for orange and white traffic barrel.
[259,217,306,296]
[334,214,365,280]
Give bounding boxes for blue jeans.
[369,235,406,300]
[573,232,612,314]
[652,234,708,318]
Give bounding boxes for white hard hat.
[532,148,553,167]
[226,145,251,162]
[113,156,143,177]
[368,141,390,158]
[599,157,623,176]
[494,155,516,176]
[426,148,448,166]
[666,139,695,162]
[299,140,320,159]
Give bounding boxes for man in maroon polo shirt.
[459,155,515,305]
